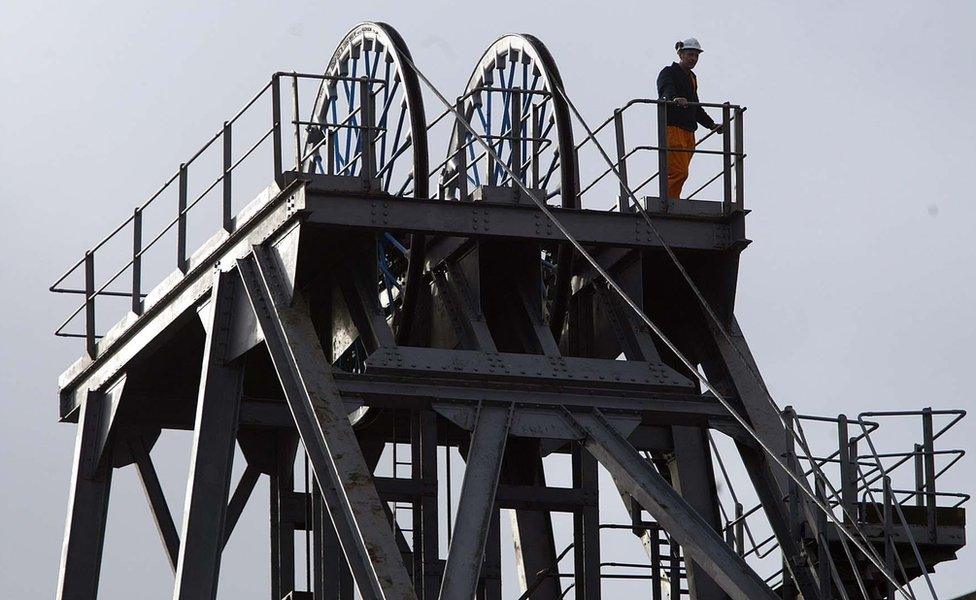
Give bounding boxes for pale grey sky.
[2,0,974,597]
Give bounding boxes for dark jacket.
[656,62,717,132]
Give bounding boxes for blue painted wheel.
[305,22,430,343]
[439,34,578,338]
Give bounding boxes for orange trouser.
[665,125,696,199]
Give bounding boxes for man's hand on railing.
[711,123,725,134]
[674,97,688,105]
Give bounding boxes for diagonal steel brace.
[237,246,416,600]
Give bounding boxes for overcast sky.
[2,0,974,597]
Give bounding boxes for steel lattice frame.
[51,21,967,600]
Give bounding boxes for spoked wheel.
[305,21,429,345]
[439,34,578,338]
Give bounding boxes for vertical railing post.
[722,102,732,214]
[668,536,680,597]
[782,406,800,600]
[359,78,376,189]
[838,414,856,520]
[613,109,632,212]
[657,101,669,207]
[530,101,541,190]
[84,251,96,359]
[177,162,188,274]
[815,479,833,600]
[882,477,895,600]
[510,89,522,198]
[484,92,495,187]
[734,106,745,210]
[131,208,142,315]
[222,120,233,233]
[849,435,860,520]
[271,74,284,188]
[327,124,336,176]
[454,97,469,201]
[734,502,744,557]
[292,73,302,174]
[914,443,925,507]
[650,524,662,600]
[922,408,937,543]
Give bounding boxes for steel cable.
[396,52,915,599]
[550,84,917,597]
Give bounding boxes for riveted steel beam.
[565,408,779,600]
[237,246,416,600]
[303,187,744,252]
[173,269,245,600]
[56,390,114,600]
[129,434,181,571]
[437,403,513,600]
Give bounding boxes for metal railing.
[514,522,687,600]
[714,407,967,597]
[576,98,746,213]
[50,72,382,359]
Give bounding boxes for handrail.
[575,97,745,152]
[577,121,742,200]
[573,97,746,212]
[715,407,967,595]
[51,71,391,356]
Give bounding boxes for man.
[656,38,723,199]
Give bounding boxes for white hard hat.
[676,38,704,52]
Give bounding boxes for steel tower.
[51,22,967,600]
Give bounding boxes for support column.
[415,410,441,599]
[130,434,180,571]
[505,438,562,600]
[238,247,416,600]
[174,270,245,600]
[670,426,728,600]
[320,492,355,600]
[701,317,822,599]
[568,409,779,600]
[573,446,601,600]
[270,431,298,600]
[57,390,114,600]
[438,403,513,600]
[480,510,502,600]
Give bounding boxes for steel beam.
[335,239,396,353]
[271,431,299,600]
[669,426,728,600]
[431,264,497,352]
[173,269,245,600]
[572,446,601,600]
[566,409,778,600]
[320,498,355,600]
[438,403,513,600]
[481,511,503,600]
[57,390,114,600]
[129,434,181,571]
[237,246,416,600]
[415,410,441,599]
[222,464,262,548]
[59,181,301,419]
[303,186,744,253]
[365,346,692,390]
[504,438,562,600]
[701,317,823,599]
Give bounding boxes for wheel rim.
[439,34,578,337]
[305,22,430,342]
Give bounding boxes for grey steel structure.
[50,22,968,600]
